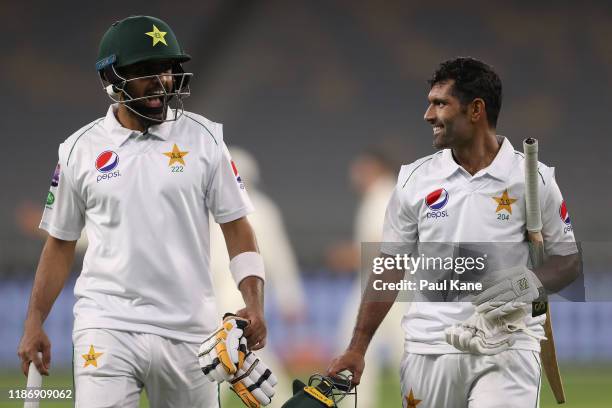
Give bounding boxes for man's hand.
[327,349,365,385]
[18,322,51,376]
[198,314,249,383]
[473,265,544,320]
[236,307,267,350]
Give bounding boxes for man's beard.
[125,96,168,126]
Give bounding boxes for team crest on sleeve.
[231,160,245,189]
[425,188,449,219]
[95,150,122,183]
[50,163,60,187]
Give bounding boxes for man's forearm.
[220,217,265,312]
[348,298,397,354]
[348,258,404,354]
[220,217,258,259]
[26,237,76,325]
[238,276,264,313]
[533,253,581,293]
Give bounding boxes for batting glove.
[472,265,544,320]
[230,351,277,407]
[198,314,249,383]
[445,306,545,355]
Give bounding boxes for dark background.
[2,0,611,268]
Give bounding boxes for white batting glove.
[198,314,249,383]
[230,351,277,407]
[445,312,515,355]
[472,265,544,320]
[445,306,545,355]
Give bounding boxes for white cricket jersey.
[381,136,577,354]
[40,105,254,342]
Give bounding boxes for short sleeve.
[39,145,85,240]
[540,168,578,256]
[380,171,418,256]
[206,138,254,224]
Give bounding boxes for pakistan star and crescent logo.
[145,25,168,46]
[163,143,189,166]
[492,189,517,214]
[81,345,103,368]
[405,388,422,407]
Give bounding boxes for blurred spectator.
[210,146,306,405]
[329,144,405,408]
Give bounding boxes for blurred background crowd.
[2,1,612,406]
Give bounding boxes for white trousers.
[73,329,218,408]
[399,350,542,408]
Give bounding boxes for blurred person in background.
[17,15,268,407]
[210,146,306,406]
[327,145,404,407]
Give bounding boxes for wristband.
[230,251,265,286]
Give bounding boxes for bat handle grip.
[24,352,43,408]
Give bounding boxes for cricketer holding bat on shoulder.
[328,57,581,407]
[17,15,275,408]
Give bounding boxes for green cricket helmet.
[95,15,193,123]
[281,373,357,408]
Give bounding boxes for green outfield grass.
[1,364,610,407]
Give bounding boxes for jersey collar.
[439,136,514,181]
[482,136,514,181]
[103,104,174,146]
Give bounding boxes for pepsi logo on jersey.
[560,200,573,233]
[231,160,245,189]
[95,150,121,183]
[425,188,449,219]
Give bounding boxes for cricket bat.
[24,352,42,408]
[523,138,566,404]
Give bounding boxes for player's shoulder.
[59,117,105,166]
[179,110,223,146]
[510,146,555,185]
[397,151,445,188]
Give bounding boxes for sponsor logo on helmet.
[51,163,60,187]
[96,151,119,173]
[425,188,449,211]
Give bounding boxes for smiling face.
[120,60,175,123]
[423,80,474,150]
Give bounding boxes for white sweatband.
[230,251,265,286]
